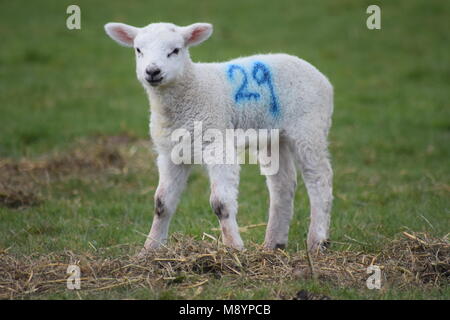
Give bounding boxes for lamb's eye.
[168,48,180,57]
[136,48,142,56]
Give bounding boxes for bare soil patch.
[0,134,142,208]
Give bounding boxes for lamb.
[104,21,334,255]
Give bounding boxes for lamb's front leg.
[139,154,191,256]
[207,164,244,250]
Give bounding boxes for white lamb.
[104,22,334,255]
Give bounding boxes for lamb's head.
[104,22,213,88]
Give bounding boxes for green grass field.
[0,0,449,299]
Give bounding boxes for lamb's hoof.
[262,242,287,251]
[135,245,160,260]
[225,243,245,251]
[307,239,330,254]
[222,238,245,251]
[136,248,151,260]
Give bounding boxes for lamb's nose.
[146,67,161,78]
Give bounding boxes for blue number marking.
[227,62,280,118]
[227,64,260,102]
[252,62,280,117]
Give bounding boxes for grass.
[0,0,449,299]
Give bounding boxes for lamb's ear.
[104,22,139,47]
[181,23,213,47]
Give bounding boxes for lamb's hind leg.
[293,133,333,253]
[207,164,244,250]
[263,138,297,250]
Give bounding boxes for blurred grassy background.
[0,0,449,299]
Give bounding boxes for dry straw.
[0,231,448,299]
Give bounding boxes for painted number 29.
[227,62,280,117]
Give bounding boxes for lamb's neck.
[146,60,199,116]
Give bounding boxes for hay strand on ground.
[0,231,448,299]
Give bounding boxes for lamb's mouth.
[145,76,164,86]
